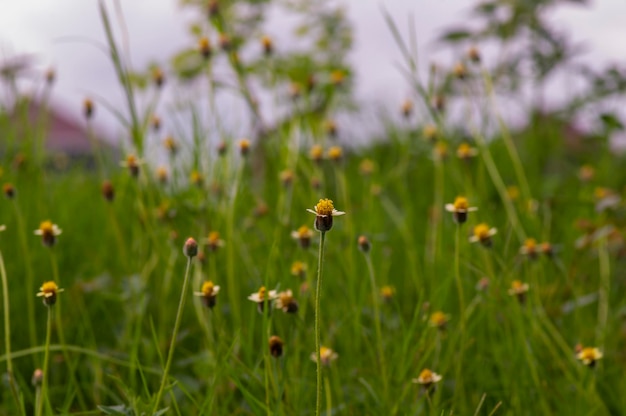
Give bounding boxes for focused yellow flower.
[577,347,602,367]
[36,281,64,306]
[445,196,477,224]
[469,223,497,246]
[34,221,62,247]
[307,199,346,232]
[194,281,220,309]
[311,346,338,366]
[412,368,442,389]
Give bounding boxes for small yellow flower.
[577,347,602,367]
[291,225,314,249]
[198,36,212,59]
[469,223,497,246]
[467,46,481,63]
[310,145,324,163]
[329,70,345,86]
[290,261,307,278]
[83,98,94,119]
[156,166,169,184]
[445,196,478,224]
[453,62,467,79]
[423,124,438,142]
[152,67,165,88]
[205,231,225,252]
[190,170,203,187]
[307,199,346,232]
[380,285,395,302]
[311,346,338,366]
[412,368,442,389]
[519,238,538,259]
[194,281,220,309]
[401,99,413,118]
[36,281,64,306]
[248,286,278,313]
[119,154,142,177]
[151,114,161,132]
[429,311,450,329]
[433,141,448,161]
[279,169,294,187]
[506,185,520,201]
[327,146,343,162]
[275,289,299,313]
[261,35,273,55]
[456,143,478,160]
[163,136,178,156]
[508,280,529,304]
[359,159,375,176]
[578,164,594,182]
[238,138,250,156]
[34,221,62,247]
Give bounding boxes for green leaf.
[438,28,473,43]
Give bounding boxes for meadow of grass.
[2,2,626,415]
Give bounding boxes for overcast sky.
[1,0,625,145]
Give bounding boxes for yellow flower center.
[239,139,250,151]
[453,196,469,211]
[327,146,342,160]
[258,286,267,300]
[511,280,525,292]
[310,145,323,160]
[320,347,331,358]
[381,285,395,298]
[297,226,311,238]
[126,155,137,166]
[315,199,335,216]
[202,281,215,296]
[507,185,520,200]
[580,347,599,361]
[524,238,537,251]
[419,369,433,382]
[280,291,293,304]
[474,223,491,240]
[39,221,53,235]
[423,125,438,140]
[40,281,59,295]
[430,311,448,327]
[291,261,306,275]
[457,143,471,157]
[208,231,221,245]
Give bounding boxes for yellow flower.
[453,62,467,79]
[156,166,169,184]
[433,141,448,161]
[238,138,250,156]
[506,185,520,201]
[307,199,346,232]
[205,231,225,252]
[401,99,413,118]
[468,46,481,63]
[359,159,375,176]
[412,368,442,388]
[290,261,307,278]
[275,289,299,313]
[261,35,273,55]
[291,225,314,249]
[445,196,477,224]
[577,347,602,367]
[380,285,395,302]
[429,311,450,329]
[119,154,142,177]
[469,223,497,246]
[36,281,64,306]
[248,286,278,313]
[327,146,343,162]
[279,169,294,187]
[508,280,529,304]
[329,70,345,86]
[34,221,62,247]
[310,145,324,163]
[198,36,212,59]
[190,170,203,187]
[163,136,178,156]
[83,98,94,119]
[194,281,220,309]
[311,346,338,366]
[578,164,594,182]
[456,143,478,160]
[423,125,438,142]
[519,238,538,259]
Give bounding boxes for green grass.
[1,4,626,415]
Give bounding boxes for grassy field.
[2,2,626,415]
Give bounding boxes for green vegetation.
[1,0,626,414]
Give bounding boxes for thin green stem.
[37,307,53,416]
[453,224,466,406]
[152,256,194,413]
[364,253,388,398]
[315,231,326,416]
[0,248,19,410]
[596,236,610,351]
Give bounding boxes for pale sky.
[1,0,624,146]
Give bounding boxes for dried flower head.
[32,368,43,387]
[469,223,497,246]
[324,119,338,137]
[219,33,231,51]
[275,290,299,313]
[3,183,15,199]
[101,180,115,202]
[412,368,442,390]
[311,346,338,366]
[194,280,220,308]
[45,68,56,84]
[269,335,284,358]
[307,199,346,232]
[357,235,371,253]
[291,225,314,249]
[579,164,594,182]
[445,196,478,224]
[577,347,602,367]
[151,115,161,132]
[540,241,554,257]
[37,281,64,306]
[34,221,62,247]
